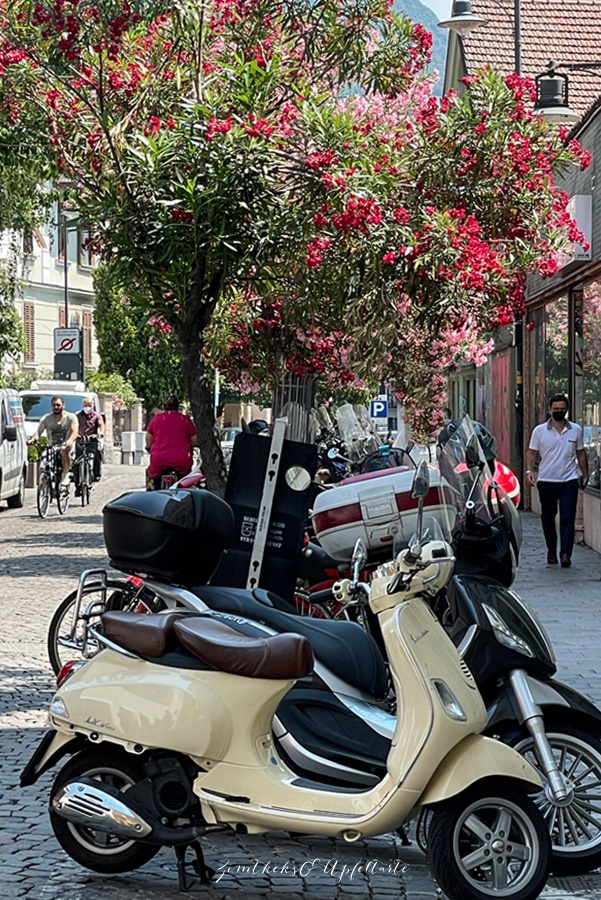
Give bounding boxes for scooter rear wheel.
[49,748,160,873]
[428,779,551,900]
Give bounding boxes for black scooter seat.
[188,585,388,698]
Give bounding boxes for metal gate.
[271,374,318,443]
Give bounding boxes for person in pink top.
[145,395,198,489]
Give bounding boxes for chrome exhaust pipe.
[52,781,153,839]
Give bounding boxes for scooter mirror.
[284,466,311,492]
[411,459,430,499]
[351,538,368,580]
[327,447,339,460]
[465,434,482,469]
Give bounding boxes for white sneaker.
[60,473,71,487]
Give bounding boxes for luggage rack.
[61,568,138,659]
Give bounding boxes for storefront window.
[529,296,569,428]
[580,282,601,492]
[545,295,569,400]
[530,307,545,426]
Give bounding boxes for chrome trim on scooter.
[87,625,139,659]
[457,624,478,658]
[143,580,210,613]
[508,668,570,802]
[335,697,396,739]
[275,728,378,786]
[52,781,153,838]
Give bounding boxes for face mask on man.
[83,405,94,417]
[552,410,567,422]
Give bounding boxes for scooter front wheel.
[49,748,160,873]
[428,779,551,900]
[503,723,601,876]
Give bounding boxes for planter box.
[25,461,39,489]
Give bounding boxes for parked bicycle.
[34,443,70,518]
[72,436,98,506]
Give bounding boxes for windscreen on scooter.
[437,417,519,585]
[335,403,380,462]
[437,417,491,541]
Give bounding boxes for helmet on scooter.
[248,419,269,435]
[241,417,270,435]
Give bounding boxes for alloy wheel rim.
[452,795,540,896]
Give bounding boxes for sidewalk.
[513,510,601,708]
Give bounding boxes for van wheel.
[6,473,25,508]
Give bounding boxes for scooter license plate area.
[20,730,60,786]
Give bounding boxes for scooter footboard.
[418,733,542,806]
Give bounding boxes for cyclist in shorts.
[29,396,78,485]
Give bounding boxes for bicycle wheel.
[37,473,51,518]
[57,478,70,515]
[80,460,91,506]
[48,581,167,675]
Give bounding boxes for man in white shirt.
[525,393,589,568]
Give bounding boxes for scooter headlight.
[482,603,534,657]
[50,696,69,718]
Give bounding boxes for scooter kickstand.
[174,840,215,891]
[396,825,411,846]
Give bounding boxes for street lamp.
[438,0,488,38]
[438,0,522,75]
[533,60,601,125]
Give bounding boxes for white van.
[19,381,101,439]
[0,389,28,508]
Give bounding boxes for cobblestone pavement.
[2,466,601,899]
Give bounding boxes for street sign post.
[53,328,83,381]
[370,398,388,420]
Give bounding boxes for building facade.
[525,102,601,550]
[3,200,99,378]
[442,0,601,536]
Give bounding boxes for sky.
[422,0,453,19]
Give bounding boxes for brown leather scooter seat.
[174,617,314,680]
[101,610,186,657]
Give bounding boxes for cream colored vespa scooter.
[23,462,551,899]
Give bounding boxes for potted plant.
[26,436,47,488]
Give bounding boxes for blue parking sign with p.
[370,399,388,419]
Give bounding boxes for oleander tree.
[0,0,591,488]
[0,69,52,364]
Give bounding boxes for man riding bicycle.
[74,395,105,492]
[28,396,78,485]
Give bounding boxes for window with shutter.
[83,309,92,366]
[24,302,35,363]
[23,229,34,255]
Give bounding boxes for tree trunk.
[176,319,227,496]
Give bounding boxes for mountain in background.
[394,0,448,96]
